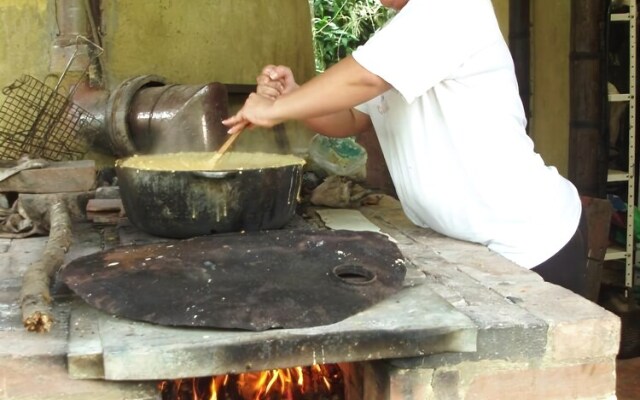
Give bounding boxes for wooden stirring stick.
[210,130,243,166]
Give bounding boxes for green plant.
[310,0,393,72]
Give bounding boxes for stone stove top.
[68,272,476,380]
[66,208,477,381]
[0,195,621,400]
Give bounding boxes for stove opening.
[159,362,362,400]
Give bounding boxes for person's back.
[352,0,582,268]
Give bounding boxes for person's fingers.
[226,120,250,134]
[261,64,278,78]
[266,68,280,80]
[262,65,293,82]
[257,72,285,90]
[256,75,282,89]
[221,112,254,134]
[221,114,242,126]
[272,65,292,78]
[256,85,281,99]
[269,66,297,94]
[256,72,285,100]
[256,74,270,85]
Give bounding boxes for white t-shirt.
[351,0,581,268]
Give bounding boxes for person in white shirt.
[222,0,588,297]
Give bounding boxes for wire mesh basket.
[0,36,103,162]
[0,75,100,161]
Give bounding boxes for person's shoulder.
[404,0,492,11]
[398,0,498,30]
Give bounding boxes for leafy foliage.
[310,0,393,72]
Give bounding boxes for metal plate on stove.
[60,230,407,331]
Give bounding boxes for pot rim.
[115,152,306,173]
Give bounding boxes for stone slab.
[357,196,621,370]
[0,160,96,193]
[315,208,384,234]
[7,236,48,278]
[67,299,105,379]
[0,293,71,359]
[68,275,478,380]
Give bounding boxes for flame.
[160,364,342,400]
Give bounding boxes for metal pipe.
[83,0,105,85]
[51,0,91,74]
[126,82,230,155]
[55,0,89,45]
[48,0,111,153]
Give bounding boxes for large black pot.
[115,157,304,238]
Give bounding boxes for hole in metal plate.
[332,264,377,285]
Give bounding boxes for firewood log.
[20,200,72,332]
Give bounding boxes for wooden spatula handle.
[211,131,242,165]
[217,131,242,156]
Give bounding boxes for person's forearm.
[221,56,388,134]
[269,56,390,122]
[303,108,372,138]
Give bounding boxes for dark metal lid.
[60,229,407,331]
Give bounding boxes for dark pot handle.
[191,171,238,179]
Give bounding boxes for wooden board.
[0,160,96,193]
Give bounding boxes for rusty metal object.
[68,80,110,151]
[105,75,230,157]
[105,75,166,156]
[128,83,229,154]
[0,38,103,162]
[60,230,408,331]
[50,0,91,74]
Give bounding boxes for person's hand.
[222,65,298,134]
[256,65,299,99]
[221,93,284,134]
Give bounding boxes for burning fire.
[159,363,344,400]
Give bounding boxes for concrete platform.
[0,196,621,399]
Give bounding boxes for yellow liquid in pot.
[118,152,306,171]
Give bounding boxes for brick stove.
[0,196,621,399]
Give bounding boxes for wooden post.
[569,0,609,197]
[509,0,531,127]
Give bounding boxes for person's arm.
[255,64,373,137]
[303,108,372,138]
[222,55,390,133]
